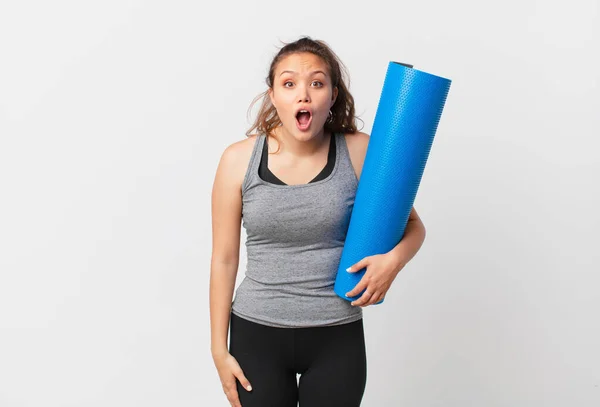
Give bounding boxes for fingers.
[223,382,241,407]
[234,367,253,392]
[346,256,370,273]
[372,292,384,305]
[351,289,376,307]
[345,256,373,298]
[345,278,368,298]
[351,287,386,307]
[223,367,252,406]
[222,366,252,406]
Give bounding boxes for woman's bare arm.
[210,142,245,357]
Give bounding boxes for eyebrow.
[279,70,327,77]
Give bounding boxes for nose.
[297,84,311,103]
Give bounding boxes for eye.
[283,80,323,88]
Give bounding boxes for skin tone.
[268,52,339,160]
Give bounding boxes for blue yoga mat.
[334,61,452,305]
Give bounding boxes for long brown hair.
[245,36,363,151]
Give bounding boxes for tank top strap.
[241,134,266,194]
[334,132,359,186]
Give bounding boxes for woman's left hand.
[344,252,406,307]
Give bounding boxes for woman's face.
[268,52,338,140]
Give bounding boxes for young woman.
[210,36,426,407]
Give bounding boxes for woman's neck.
[270,125,330,158]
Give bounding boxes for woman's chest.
[242,186,356,245]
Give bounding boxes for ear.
[331,86,338,107]
[268,88,276,108]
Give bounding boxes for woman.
[210,36,426,407]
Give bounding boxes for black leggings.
[228,312,367,407]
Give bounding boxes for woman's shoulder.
[232,133,261,154]
[217,134,261,190]
[343,131,369,152]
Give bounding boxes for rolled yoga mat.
[334,61,452,305]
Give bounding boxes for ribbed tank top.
[231,132,363,328]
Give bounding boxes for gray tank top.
[231,132,363,328]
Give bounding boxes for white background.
[0,0,598,406]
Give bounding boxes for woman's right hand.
[213,350,253,407]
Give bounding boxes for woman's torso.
[231,131,364,328]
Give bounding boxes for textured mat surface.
[334,61,452,304]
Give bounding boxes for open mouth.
[295,110,312,130]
